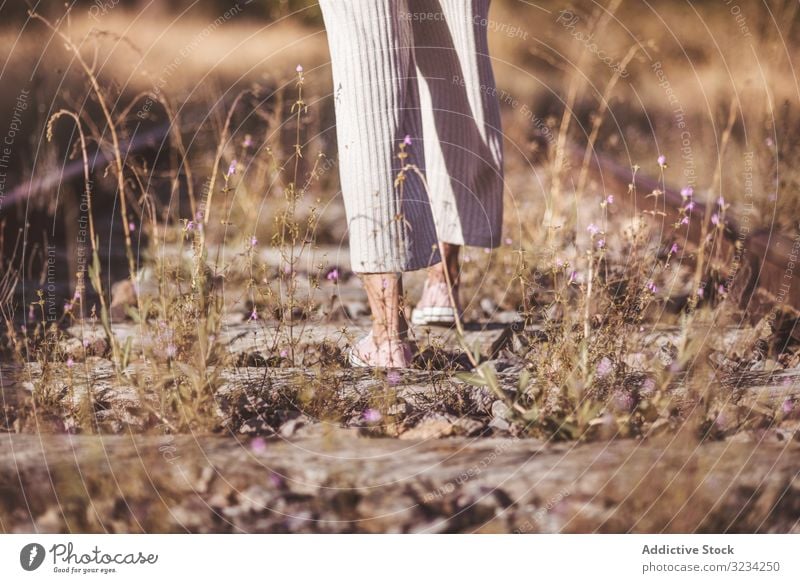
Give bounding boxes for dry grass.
[0,1,799,533]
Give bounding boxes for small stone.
[657,342,678,368]
[344,301,370,318]
[453,417,486,436]
[624,352,649,370]
[110,279,138,320]
[491,400,510,419]
[480,298,498,317]
[488,416,511,433]
[387,402,410,417]
[279,415,312,438]
[238,418,275,435]
[399,414,455,440]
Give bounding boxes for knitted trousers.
[320,0,504,273]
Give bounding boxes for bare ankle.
[428,242,461,288]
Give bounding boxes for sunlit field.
[0,0,798,534]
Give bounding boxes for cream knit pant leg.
[320,0,440,273]
[320,0,504,273]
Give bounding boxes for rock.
[238,418,275,435]
[711,404,741,435]
[109,269,159,320]
[657,341,678,368]
[644,418,672,438]
[491,400,510,419]
[488,416,511,433]
[453,417,486,436]
[480,298,498,318]
[110,279,138,320]
[387,402,410,417]
[399,414,455,440]
[279,415,314,438]
[496,311,524,324]
[321,297,350,322]
[344,300,370,318]
[624,352,649,370]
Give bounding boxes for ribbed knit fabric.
[320,0,504,273]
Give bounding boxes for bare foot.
[411,243,462,326]
[349,331,413,368]
[352,273,413,367]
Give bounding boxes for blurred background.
[0,0,798,315]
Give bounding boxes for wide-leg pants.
[320,0,504,273]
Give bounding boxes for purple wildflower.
[403,134,412,146]
[713,411,729,431]
[250,236,258,247]
[363,408,382,423]
[249,309,258,321]
[680,186,694,199]
[606,194,614,204]
[326,268,339,282]
[587,223,600,236]
[243,134,253,148]
[670,243,679,254]
[597,238,605,249]
[611,389,635,412]
[227,160,237,177]
[66,357,75,368]
[711,213,720,225]
[657,155,667,167]
[251,437,267,453]
[296,64,304,73]
[269,473,285,488]
[596,357,613,377]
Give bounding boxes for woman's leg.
[409,0,504,321]
[354,273,412,367]
[320,0,440,364]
